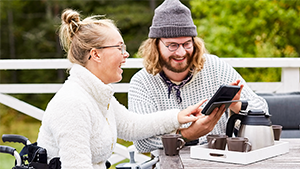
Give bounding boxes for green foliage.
[236,67,281,82]
[191,0,300,58]
[100,3,153,55]
[190,0,300,82]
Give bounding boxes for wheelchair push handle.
[0,145,22,166]
[2,134,31,145]
[0,145,15,155]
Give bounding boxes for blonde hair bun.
[61,9,80,33]
[58,8,119,65]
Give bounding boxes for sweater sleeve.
[127,71,176,153]
[113,96,181,152]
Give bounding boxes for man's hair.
[138,37,207,76]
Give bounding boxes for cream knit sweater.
[37,64,181,169]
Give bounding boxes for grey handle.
[0,145,15,155]
[211,138,217,149]
[244,142,252,152]
[0,145,22,166]
[138,157,159,169]
[2,134,31,145]
[177,137,185,150]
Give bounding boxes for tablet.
[202,85,241,115]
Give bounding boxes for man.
[128,0,268,153]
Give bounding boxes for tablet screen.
[202,85,240,115]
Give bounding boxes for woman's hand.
[229,79,244,113]
[177,99,207,124]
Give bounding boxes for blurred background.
[0,0,299,168]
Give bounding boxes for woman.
[37,9,222,169]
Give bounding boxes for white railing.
[1,58,300,94]
[1,57,300,164]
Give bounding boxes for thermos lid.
[247,109,265,115]
[242,109,272,126]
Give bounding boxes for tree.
[190,0,300,82]
[0,0,165,108]
[191,0,300,58]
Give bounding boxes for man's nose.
[175,44,187,56]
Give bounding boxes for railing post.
[281,68,300,92]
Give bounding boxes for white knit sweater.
[128,54,269,153]
[37,64,181,169]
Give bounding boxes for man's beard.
[160,53,192,73]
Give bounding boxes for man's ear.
[89,48,102,62]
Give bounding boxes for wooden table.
[158,139,300,169]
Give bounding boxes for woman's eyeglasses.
[88,44,127,60]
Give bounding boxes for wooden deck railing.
[1,57,300,164]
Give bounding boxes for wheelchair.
[1,134,158,169]
[0,134,60,169]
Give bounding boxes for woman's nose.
[124,51,130,58]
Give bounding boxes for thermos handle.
[226,113,244,137]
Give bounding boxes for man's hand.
[179,104,226,141]
[229,79,244,113]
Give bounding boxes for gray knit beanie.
[149,0,197,38]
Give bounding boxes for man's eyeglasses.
[160,39,194,52]
[88,43,127,60]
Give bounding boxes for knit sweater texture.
[128,54,268,153]
[37,64,181,169]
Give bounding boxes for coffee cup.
[272,125,283,141]
[206,134,227,150]
[161,134,185,156]
[227,137,252,152]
